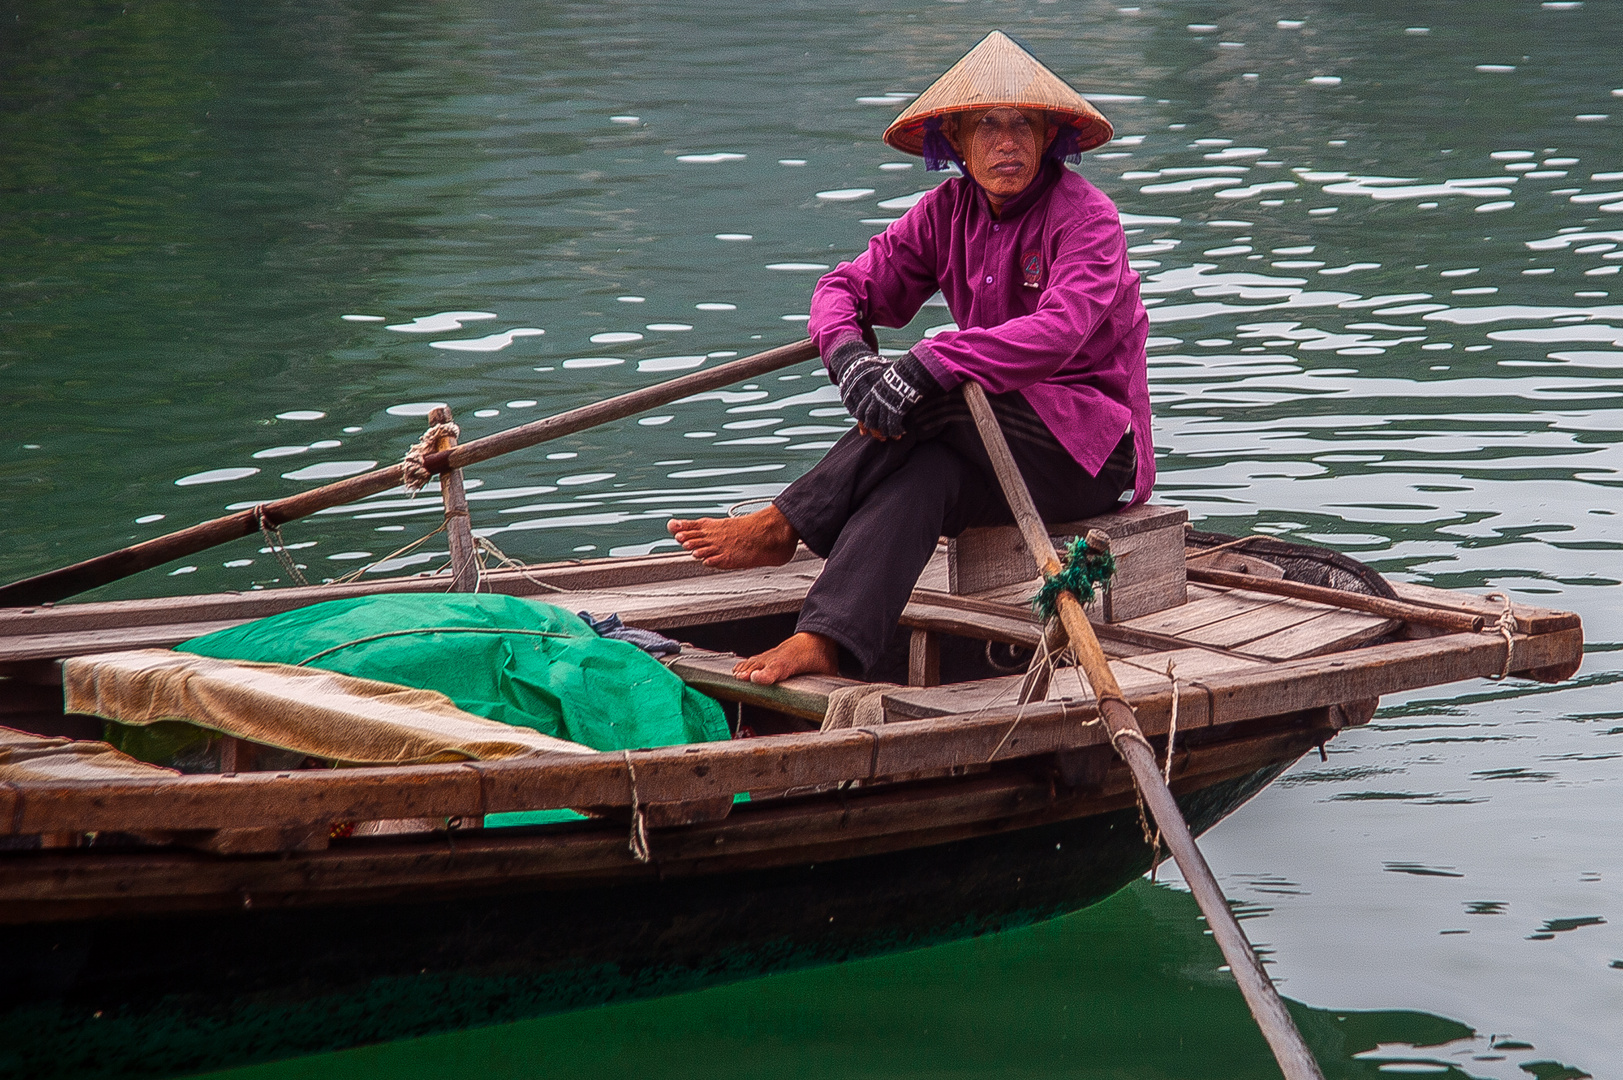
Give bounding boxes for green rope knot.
[1032,537,1116,620]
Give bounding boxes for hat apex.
[882,31,1113,158]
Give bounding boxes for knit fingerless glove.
[855,350,943,438]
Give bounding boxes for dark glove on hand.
[826,339,887,418]
[850,349,942,439]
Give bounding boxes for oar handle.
[959,381,1325,1080]
[0,339,820,608]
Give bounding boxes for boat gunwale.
[0,623,1583,838]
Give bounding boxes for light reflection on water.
[2,0,1619,1075]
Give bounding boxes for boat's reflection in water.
[9,765,1565,1080]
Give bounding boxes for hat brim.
[883,104,1114,158]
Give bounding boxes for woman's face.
[947,107,1055,207]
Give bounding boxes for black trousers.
[773,390,1136,674]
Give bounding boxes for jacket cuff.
[824,336,873,380]
[908,341,963,390]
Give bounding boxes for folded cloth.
[578,612,682,657]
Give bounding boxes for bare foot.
[732,632,839,685]
[667,504,799,570]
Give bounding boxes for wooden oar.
[0,339,820,608]
[1186,565,1484,633]
[959,381,1326,1080]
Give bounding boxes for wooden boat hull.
[0,536,1584,1079]
[0,764,1284,1080]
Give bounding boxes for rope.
[323,521,448,587]
[1164,659,1180,789]
[1184,532,1280,561]
[1108,724,1161,852]
[255,506,309,587]
[1112,657,1182,876]
[292,625,572,667]
[1484,593,1518,679]
[474,535,568,593]
[983,638,1070,762]
[1015,625,1059,705]
[1032,537,1115,620]
[623,749,651,864]
[400,421,459,494]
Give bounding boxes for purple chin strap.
[920,115,1086,172]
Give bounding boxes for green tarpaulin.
[178,594,728,752]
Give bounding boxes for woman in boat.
[669,31,1154,684]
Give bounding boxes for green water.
[3,0,1620,1075]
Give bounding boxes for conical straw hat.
[883,31,1113,157]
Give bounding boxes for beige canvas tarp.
[0,724,178,782]
[63,649,596,765]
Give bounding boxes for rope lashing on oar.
[1483,592,1519,679]
[1115,655,1182,877]
[400,420,461,494]
[1031,536,1116,620]
[255,505,309,587]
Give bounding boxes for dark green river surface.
[4,0,1622,1076]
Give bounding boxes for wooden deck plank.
[1242,609,1399,661]
[883,647,1268,720]
[1178,595,1336,650]
[1116,587,1290,639]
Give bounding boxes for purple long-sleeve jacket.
[808,163,1154,505]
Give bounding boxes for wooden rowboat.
[0,511,1584,1079]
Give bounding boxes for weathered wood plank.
[666,649,857,722]
[1387,581,1580,634]
[885,647,1267,719]
[1188,567,1484,633]
[0,561,826,669]
[899,602,1042,647]
[1117,588,1290,639]
[0,547,828,640]
[1180,595,1340,650]
[947,504,1189,620]
[0,620,254,667]
[1242,609,1399,661]
[0,725,1327,922]
[908,629,941,688]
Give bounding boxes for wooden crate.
[947,503,1189,622]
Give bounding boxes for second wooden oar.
[959,381,1325,1080]
[1186,565,1485,633]
[0,339,820,608]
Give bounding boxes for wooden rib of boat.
[0,520,1584,1079]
